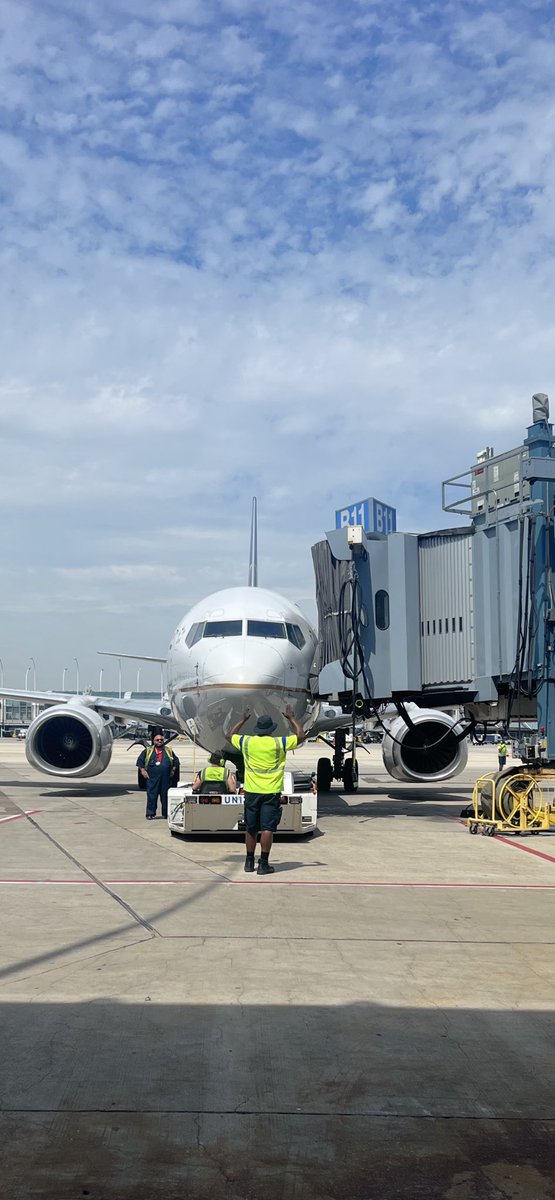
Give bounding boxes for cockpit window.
[286,623,306,649]
[247,620,286,639]
[203,620,243,638]
[185,622,204,648]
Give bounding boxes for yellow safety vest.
[145,745,174,767]
[233,734,297,794]
[200,765,227,782]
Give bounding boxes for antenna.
[248,496,258,587]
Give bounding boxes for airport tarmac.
[1,738,554,1200]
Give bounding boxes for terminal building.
[0,698,37,735]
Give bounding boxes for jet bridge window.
[185,622,203,648]
[247,620,286,639]
[203,620,243,638]
[375,590,390,631]
[286,623,306,649]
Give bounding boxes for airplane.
[0,502,468,790]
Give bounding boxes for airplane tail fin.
[248,496,258,587]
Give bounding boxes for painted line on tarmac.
[111,879,555,888]
[453,815,555,865]
[0,878,555,889]
[0,809,42,824]
[487,835,555,865]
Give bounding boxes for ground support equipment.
[167,769,317,837]
[467,768,555,836]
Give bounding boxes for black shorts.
[243,792,282,834]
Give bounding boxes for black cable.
[473,721,489,746]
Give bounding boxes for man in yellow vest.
[192,752,236,795]
[226,705,306,875]
[497,738,509,770]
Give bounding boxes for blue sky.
[1,0,554,688]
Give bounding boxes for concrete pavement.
[0,740,554,1199]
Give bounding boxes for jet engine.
[25,703,114,778]
[382,708,468,784]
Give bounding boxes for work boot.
[244,855,255,873]
[257,861,275,875]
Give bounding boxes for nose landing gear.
[342,756,358,793]
[317,729,359,794]
[316,757,333,792]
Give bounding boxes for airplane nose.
[203,641,285,686]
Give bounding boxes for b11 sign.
[335,497,396,535]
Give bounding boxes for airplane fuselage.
[166,587,319,753]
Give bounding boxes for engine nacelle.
[382,708,468,783]
[25,703,114,778]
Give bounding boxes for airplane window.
[185,623,204,647]
[286,623,306,649]
[203,620,243,638]
[247,620,286,639]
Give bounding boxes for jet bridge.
[311,393,555,786]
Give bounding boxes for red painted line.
[0,879,554,890]
[488,835,555,865]
[212,878,555,888]
[450,814,555,865]
[0,809,42,825]
[0,880,92,885]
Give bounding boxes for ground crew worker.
[498,738,508,770]
[192,752,236,794]
[137,735,179,820]
[225,705,306,875]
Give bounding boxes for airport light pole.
[30,657,36,690]
[118,658,122,700]
[99,667,103,693]
[74,657,80,696]
[25,666,30,689]
[136,667,141,694]
[62,666,68,691]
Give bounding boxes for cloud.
[0,0,554,683]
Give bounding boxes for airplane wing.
[0,688,182,733]
[97,651,167,664]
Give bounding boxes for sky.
[1,0,555,691]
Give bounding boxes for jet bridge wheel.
[317,757,333,793]
[342,757,359,793]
